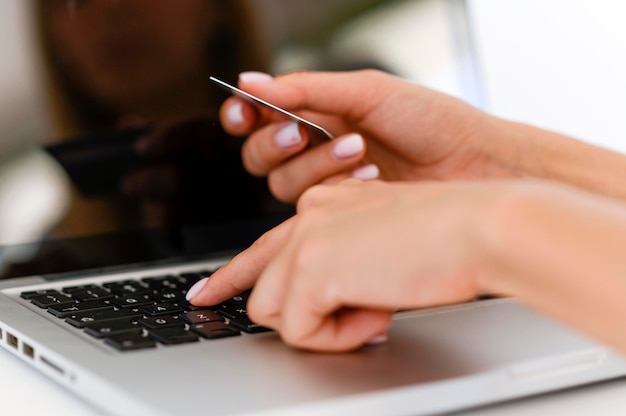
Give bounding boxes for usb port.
[7,332,18,349]
[22,342,35,359]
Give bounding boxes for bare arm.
[484,117,626,200]
[479,181,626,352]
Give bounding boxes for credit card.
[210,76,334,146]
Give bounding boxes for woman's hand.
[219,70,515,203]
[188,178,626,353]
[220,69,626,204]
[188,179,510,351]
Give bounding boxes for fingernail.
[351,164,380,181]
[274,122,302,148]
[332,134,364,159]
[365,334,388,345]
[185,277,209,301]
[226,101,245,125]
[239,71,273,84]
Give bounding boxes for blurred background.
[0,0,477,254]
[0,0,479,157]
[0,0,625,275]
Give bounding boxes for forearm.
[490,118,626,201]
[479,183,626,352]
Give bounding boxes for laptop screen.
[0,0,475,280]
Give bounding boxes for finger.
[219,97,259,136]
[294,179,377,215]
[282,308,392,352]
[239,70,400,127]
[244,228,300,330]
[265,133,370,203]
[245,208,386,337]
[276,247,392,351]
[316,165,381,186]
[241,121,310,177]
[246,223,392,350]
[187,216,296,306]
[219,95,329,138]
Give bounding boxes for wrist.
[471,182,547,296]
[474,181,626,351]
[492,119,626,200]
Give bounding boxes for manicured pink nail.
[226,101,244,125]
[274,122,302,148]
[332,134,364,159]
[185,277,209,301]
[239,71,274,84]
[365,334,388,345]
[351,164,380,181]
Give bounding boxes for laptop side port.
[7,332,18,349]
[22,342,35,359]
[40,356,65,376]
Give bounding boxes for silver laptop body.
[2,1,626,415]
[2,262,626,416]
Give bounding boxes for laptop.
[1,1,626,415]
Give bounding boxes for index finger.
[238,70,402,129]
[187,216,296,306]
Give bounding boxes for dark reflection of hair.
[29,1,291,239]
[1,2,289,280]
[35,0,268,132]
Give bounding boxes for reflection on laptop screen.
[0,0,292,279]
[0,0,472,280]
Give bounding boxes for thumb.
[239,70,402,126]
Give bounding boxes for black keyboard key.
[104,281,150,296]
[191,322,240,339]
[104,333,157,351]
[149,327,199,345]
[62,284,98,293]
[21,289,61,300]
[30,293,75,308]
[138,316,185,330]
[223,296,247,306]
[229,317,272,334]
[151,289,186,303]
[66,309,142,328]
[48,300,112,318]
[180,310,224,325]
[142,275,185,290]
[217,305,248,320]
[178,301,215,312]
[139,303,184,316]
[71,287,113,301]
[85,320,142,339]
[111,294,153,308]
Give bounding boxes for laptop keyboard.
[20,270,270,351]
